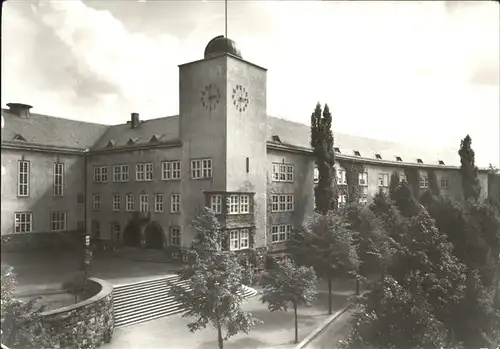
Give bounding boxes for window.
[440,176,449,189]
[272,163,294,182]
[111,222,121,239]
[378,173,389,187]
[271,194,294,212]
[191,159,212,179]
[271,224,292,243]
[93,194,101,210]
[313,167,319,184]
[140,194,148,212]
[337,169,347,185]
[229,195,239,214]
[420,175,429,189]
[399,173,407,183]
[112,194,120,211]
[375,154,382,159]
[353,150,361,156]
[14,212,32,233]
[171,194,180,213]
[359,196,368,205]
[50,211,66,232]
[126,194,134,211]
[438,160,445,165]
[286,195,294,211]
[162,160,181,180]
[417,158,423,164]
[396,156,403,162]
[170,227,181,246]
[18,160,30,196]
[240,195,250,213]
[113,165,129,182]
[358,172,368,186]
[93,166,108,183]
[338,194,347,208]
[136,163,153,181]
[154,193,163,213]
[334,147,340,153]
[53,163,64,196]
[211,195,222,214]
[229,229,250,251]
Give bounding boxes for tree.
[311,102,336,213]
[369,189,407,243]
[388,171,400,201]
[260,257,317,344]
[61,272,87,304]
[168,208,260,349]
[392,180,421,218]
[289,210,358,314]
[459,134,481,202]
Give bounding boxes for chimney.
[7,103,33,119]
[130,112,140,129]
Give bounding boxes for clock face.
[231,84,249,113]
[200,83,221,111]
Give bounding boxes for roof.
[268,117,463,167]
[1,108,474,168]
[91,116,180,150]
[1,109,108,150]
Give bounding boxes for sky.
[2,0,499,167]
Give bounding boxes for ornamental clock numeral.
[200,83,221,111]
[231,84,249,113]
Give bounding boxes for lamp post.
[83,231,92,278]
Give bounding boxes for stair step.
[113,276,181,290]
[113,279,183,295]
[115,306,184,327]
[113,281,189,300]
[115,300,182,319]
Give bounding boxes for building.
[1,35,491,257]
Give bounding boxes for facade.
[1,36,491,256]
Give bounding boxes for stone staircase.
[113,275,258,328]
[113,246,173,263]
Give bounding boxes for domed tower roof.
[204,35,242,59]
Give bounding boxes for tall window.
[50,211,67,232]
[18,160,30,196]
[93,166,108,183]
[399,173,407,183]
[229,195,239,214]
[112,194,120,211]
[53,163,64,196]
[338,194,347,208]
[272,195,279,212]
[314,167,319,185]
[140,194,148,212]
[440,176,449,189]
[358,172,368,186]
[111,222,121,239]
[170,227,181,246]
[420,175,429,189]
[337,169,347,185]
[154,193,163,213]
[15,212,32,233]
[211,195,222,214]
[378,173,389,187]
[136,163,153,181]
[191,159,212,179]
[171,194,180,213]
[162,161,181,180]
[286,195,294,211]
[271,224,292,243]
[126,194,134,211]
[359,195,368,205]
[92,194,101,210]
[229,229,250,251]
[240,195,249,213]
[121,165,129,182]
[272,163,294,182]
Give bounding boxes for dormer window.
[150,134,161,143]
[106,140,116,148]
[334,147,340,154]
[127,138,138,145]
[353,150,361,157]
[417,158,423,164]
[438,160,445,165]
[375,153,382,160]
[271,135,282,143]
[13,133,27,142]
[396,156,403,162]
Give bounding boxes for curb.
[294,304,353,349]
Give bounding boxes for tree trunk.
[328,276,332,315]
[217,322,224,349]
[294,301,299,344]
[355,278,360,295]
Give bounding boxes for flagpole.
[225,0,228,38]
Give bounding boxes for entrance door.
[123,222,141,247]
[144,221,164,250]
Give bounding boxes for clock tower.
[179,35,268,249]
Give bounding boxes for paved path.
[303,308,356,349]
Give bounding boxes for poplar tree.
[311,102,336,213]
[459,134,481,202]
